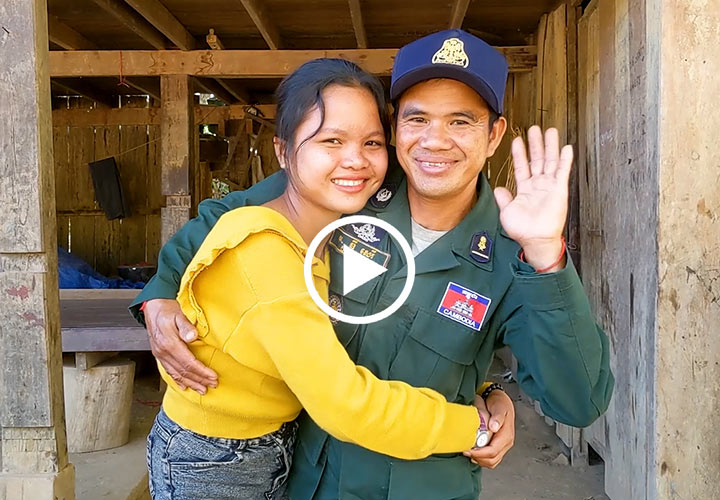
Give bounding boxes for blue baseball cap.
[390,29,509,114]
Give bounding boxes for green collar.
[366,171,501,276]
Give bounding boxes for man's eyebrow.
[400,106,426,118]
[450,110,480,122]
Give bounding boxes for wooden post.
[0,0,75,498]
[160,75,194,243]
[577,0,720,498]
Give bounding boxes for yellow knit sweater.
[162,206,479,459]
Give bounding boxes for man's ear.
[486,117,508,158]
[273,137,287,169]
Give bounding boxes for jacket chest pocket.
[388,308,484,402]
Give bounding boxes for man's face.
[394,78,506,201]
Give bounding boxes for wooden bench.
[60,288,149,357]
[60,289,148,452]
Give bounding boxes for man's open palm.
[493,126,572,248]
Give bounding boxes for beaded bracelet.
[480,382,504,401]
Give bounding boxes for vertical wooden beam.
[0,0,75,497]
[448,0,471,29]
[239,0,283,50]
[348,0,368,48]
[160,75,194,243]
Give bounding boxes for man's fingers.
[511,137,531,183]
[556,144,574,183]
[493,187,514,211]
[543,128,560,176]
[176,315,199,343]
[527,125,545,176]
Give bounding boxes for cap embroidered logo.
[431,37,470,68]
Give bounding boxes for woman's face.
[281,84,388,216]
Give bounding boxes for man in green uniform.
[132,29,613,499]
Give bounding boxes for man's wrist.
[520,237,566,273]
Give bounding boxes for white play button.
[342,244,388,295]
[304,215,415,325]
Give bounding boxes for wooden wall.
[51,101,280,277]
[53,96,162,277]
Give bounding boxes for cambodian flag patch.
[437,282,491,331]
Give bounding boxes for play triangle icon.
[342,244,387,295]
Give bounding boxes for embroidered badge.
[328,294,342,325]
[437,282,491,331]
[351,223,381,243]
[370,185,396,209]
[470,231,493,263]
[329,227,391,267]
[432,38,470,68]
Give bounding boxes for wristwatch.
[475,411,491,448]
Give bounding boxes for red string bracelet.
[519,237,566,273]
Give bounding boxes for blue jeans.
[147,409,297,499]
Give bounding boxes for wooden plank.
[93,216,121,276]
[146,125,164,210]
[124,0,196,50]
[68,215,96,269]
[74,352,118,370]
[59,289,140,300]
[68,125,97,210]
[145,214,162,263]
[51,104,276,127]
[62,327,150,351]
[53,125,72,212]
[348,0,368,48]
[49,47,538,77]
[90,0,167,50]
[449,0,471,29]
[239,0,283,50]
[566,3,582,275]
[53,107,161,126]
[48,15,94,50]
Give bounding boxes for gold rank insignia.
[432,37,470,68]
[470,231,493,264]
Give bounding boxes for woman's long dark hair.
[274,58,390,168]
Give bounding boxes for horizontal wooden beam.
[48,15,94,50]
[51,104,277,126]
[239,0,282,50]
[90,0,167,49]
[348,0,368,49]
[124,0,195,50]
[49,47,536,77]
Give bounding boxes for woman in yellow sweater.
[146,59,488,500]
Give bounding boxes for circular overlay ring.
[303,215,415,325]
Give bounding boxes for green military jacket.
[131,162,613,500]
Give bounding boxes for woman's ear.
[273,137,287,169]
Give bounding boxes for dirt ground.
[481,357,610,500]
[71,354,610,500]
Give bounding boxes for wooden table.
[60,289,150,353]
